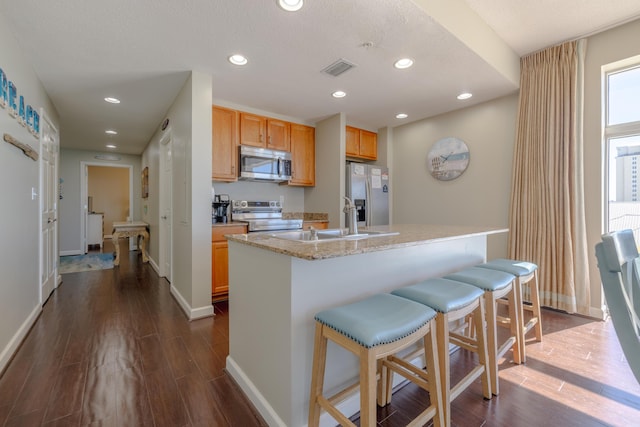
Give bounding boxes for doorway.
[159,130,173,281]
[40,110,59,304]
[80,162,133,254]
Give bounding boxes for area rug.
[59,253,114,274]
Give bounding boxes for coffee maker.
[212,194,230,223]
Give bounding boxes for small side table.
[112,221,149,266]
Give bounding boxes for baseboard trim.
[169,285,214,321]
[226,356,288,427]
[0,304,42,375]
[225,354,423,427]
[147,255,160,276]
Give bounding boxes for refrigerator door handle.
[365,176,371,226]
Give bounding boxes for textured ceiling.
[0,0,638,155]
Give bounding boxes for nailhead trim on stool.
[444,267,521,395]
[392,278,491,426]
[308,293,444,427]
[477,258,543,363]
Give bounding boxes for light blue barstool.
[308,293,444,427]
[444,267,521,395]
[477,258,542,362]
[391,278,491,426]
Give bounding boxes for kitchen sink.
[269,228,399,243]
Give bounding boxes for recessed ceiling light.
[228,54,248,66]
[332,91,346,98]
[457,92,473,100]
[105,130,117,135]
[396,113,408,119]
[106,144,117,149]
[104,97,120,104]
[394,58,414,69]
[277,0,303,11]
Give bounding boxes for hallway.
[0,241,265,426]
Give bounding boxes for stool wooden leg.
[308,323,327,427]
[530,271,543,342]
[507,286,522,365]
[484,291,499,395]
[359,350,377,427]
[435,314,451,427]
[473,296,492,399]
[513,278,528,363]
[424,327,444,427]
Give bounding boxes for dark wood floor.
[0,240,639,426]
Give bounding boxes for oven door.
[238,146,292,182]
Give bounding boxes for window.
[605,57,640,238]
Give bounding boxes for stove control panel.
[231,200,281,211]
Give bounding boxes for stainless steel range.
[231,200,303,232]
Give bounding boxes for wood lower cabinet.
[212,106,239,181]
[212,224,247,301]
[288,123,315,186]
[346,125,377,160]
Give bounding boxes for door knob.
[161,216,168,220]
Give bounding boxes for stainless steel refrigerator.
[345,162,390,227]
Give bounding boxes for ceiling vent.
[322,59,356,77]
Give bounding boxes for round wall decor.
[426,137,470,181]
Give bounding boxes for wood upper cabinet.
[266,119,291,151]
[212,106,238,181]
[346,126,360,157]
[346,125,377,160]
[212,224,247,301]
[359,129,377,160]
[288,124,315,186]
[239,113,266,147]
[240,113,291,151]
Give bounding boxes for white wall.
[392,94,518,260]
[584,18,640,318]
[141,71,213,320]
[0,10,59,372]
[58,149,142,255]
[213,181,305,213]
[305,113,346,228]
[391,17,640,318]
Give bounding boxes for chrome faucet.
[343,196,358,235]
[308,226,318,241]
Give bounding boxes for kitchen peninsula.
[225,224,507,427]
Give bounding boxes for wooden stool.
[444,267,521,395]
[392,278,491,426]
[478,259,542,362]
[309,293,444,427]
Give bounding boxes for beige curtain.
[509,40,590,313]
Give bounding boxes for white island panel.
[227,229,492,427]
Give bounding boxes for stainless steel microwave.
[238,145,292,182]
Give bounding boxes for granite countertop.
[225,224,508,261]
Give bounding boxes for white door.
[159,132,173,280]
[40,112,59,302]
